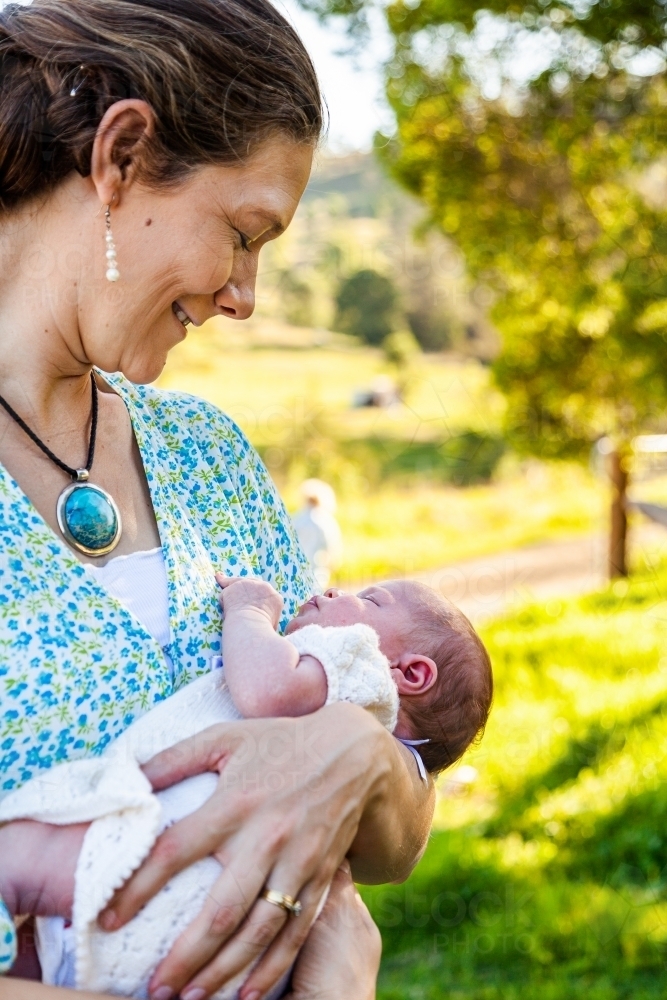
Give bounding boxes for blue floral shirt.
[0,373,314,972]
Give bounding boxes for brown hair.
[0,0,323,210]
[401,581,493,776]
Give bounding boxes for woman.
[0,1,434,998]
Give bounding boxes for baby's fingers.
[215,575,244,589]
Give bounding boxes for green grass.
[158,321,608,578]
[361,558,667,998]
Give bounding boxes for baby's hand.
[216,575,284,628]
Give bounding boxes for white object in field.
[627,500,667,528]
[293,479,342,589]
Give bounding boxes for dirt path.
[357,522,667,624]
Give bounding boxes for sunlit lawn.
[158,319,608,577]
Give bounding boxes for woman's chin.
[118,352,170,386]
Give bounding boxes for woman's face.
[80,136,313,383]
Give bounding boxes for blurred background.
[160,1,667,995]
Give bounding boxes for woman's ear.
[90,99,156,207]
[390,653,438,697]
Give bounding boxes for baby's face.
[286,581,413,661]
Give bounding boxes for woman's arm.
[0,983,115,1000]
[97,704,432,1000]
[0,820,87,921]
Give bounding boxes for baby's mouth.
[172,302,193,329]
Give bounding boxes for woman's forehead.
[204,141,313,219]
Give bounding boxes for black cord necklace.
[0,372,122,557]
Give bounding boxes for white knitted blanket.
[0,623,398,997]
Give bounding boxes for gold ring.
[261,889,302,916]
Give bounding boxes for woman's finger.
[245,862,381,1000]
[237,881,332,1000]
[214,847,339,1000]
[99,791,243,929]
[146,811,342,997]
[145,809,312,998]
[141,724,240,792]
[145,846,276,997]
[179,880,327,1000]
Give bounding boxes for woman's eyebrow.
[264,217,285,237]
[248,212,285,238]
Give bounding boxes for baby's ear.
[390,653,438,696]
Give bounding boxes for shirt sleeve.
[287,623,399,732]
[0,898,16,974]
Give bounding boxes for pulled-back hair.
[401,581,493,776]
[0,0,324,210]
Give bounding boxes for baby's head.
[287,580,493,775]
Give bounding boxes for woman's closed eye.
[237,230,251,252]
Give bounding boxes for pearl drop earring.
[105,205,120,282]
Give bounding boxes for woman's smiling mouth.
[172,302,193,329]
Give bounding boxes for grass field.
[158,320,608,578]
[361,557,667,998]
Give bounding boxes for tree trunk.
[608,449,628,579]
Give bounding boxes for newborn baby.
[220,576,493,777]
[0,577,492,998]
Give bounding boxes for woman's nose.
[214,278,255,320]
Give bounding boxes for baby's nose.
[324,587,343,599]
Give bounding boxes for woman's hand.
[98,704,430,1000]
[0,819,87,920]
[251,862,381,1000]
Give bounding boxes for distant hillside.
[256,151,497,358]
[302,152,407,218]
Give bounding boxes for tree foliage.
[381,66,667,457]
[335,268,400,343]
[307,0,667,458]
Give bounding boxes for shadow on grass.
[344,431,506,486]
[487,695,667,839]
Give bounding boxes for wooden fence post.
[609,449,628,579]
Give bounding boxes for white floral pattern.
[0,372,314,973]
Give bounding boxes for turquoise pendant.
[56,481,122,557]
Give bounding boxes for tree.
[305,0,667,575]
[335,268,400,344]
[279,269,315,328]
[382,328,421,397]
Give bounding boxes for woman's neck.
[0,180,94,430]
